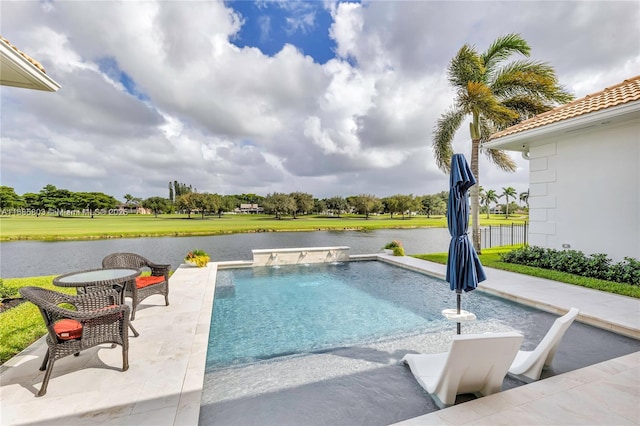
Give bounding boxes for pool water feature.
[207,261,533,370]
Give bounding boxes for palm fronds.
[448,44,485,87]
[482,33,531,75]
[432,108,465,172]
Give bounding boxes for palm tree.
[484,189,499,219]
[520,190,530,209]
[501,186,517,218]
[433,33,573,252]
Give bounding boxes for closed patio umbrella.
[446,153,486,334]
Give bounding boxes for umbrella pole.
[456,291,461,335]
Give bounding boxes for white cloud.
[330,2,363,61]
[1,0,638,201]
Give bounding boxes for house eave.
[483,100,640,152]
[0,39,61,92]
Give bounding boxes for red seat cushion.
[135,276,165,289]
[98,304,118,311]
[53,319,83,340]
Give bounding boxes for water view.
[0,228,451,278]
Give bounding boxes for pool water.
[206,261,533,370]
[201,260,640,426]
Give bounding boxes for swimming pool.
[200,259,639,426]
[206,260,536,370]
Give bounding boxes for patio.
[1,254,638,425]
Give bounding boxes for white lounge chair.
[401,331,523,408]
[508,307,580,382]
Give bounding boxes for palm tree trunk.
[470,137,481,254]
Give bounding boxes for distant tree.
[39,185,60,214]
[501,186,517,218]
[38,185,75,216]
[142,197,171,218]
[263,193,296,219]
[325,196,347,217]
[421,194,447,217]
[172,181,194,200]
[199,193,222,219]
[385,194,417,219]
[168,183,174,203]
[383,196,399,218]
[313,199,326,214]
[236,193,265,205]
[76,192,117,218]
[290,192,314,218]
[400,194,421,219]
[176,193,198,218]
[0,186,22,209]
[216,195,238,217]
[351,194,381,219]
[192,193,207,218]
[22,193,44,214]
[482,189,499,218]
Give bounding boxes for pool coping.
[1,254,638,425]
[374,254,640,340]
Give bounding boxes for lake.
[0,228,451,278]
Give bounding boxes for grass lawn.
[0,213,528,241]
[0,276,71,364]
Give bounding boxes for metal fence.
[480,222,528,249]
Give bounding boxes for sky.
[1,1,639,202]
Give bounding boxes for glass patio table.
[54,268,141,336]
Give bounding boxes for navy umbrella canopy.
[446,153,486,334]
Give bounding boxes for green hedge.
[500,246,640,285]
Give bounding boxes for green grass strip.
[0,276,70,364]
[413,246,640,299]
[0,214,528,241]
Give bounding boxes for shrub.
[384,240,402,250]
[500,246,639,285]
[608,257,640,285]
[185,249,211,267]
[585,253,612,280]
[0,279,18,301]
[393,246,405,256]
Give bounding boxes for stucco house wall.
[484,76,640,263]
[528,119,639,261]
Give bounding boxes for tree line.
[0,184,118,218]
[479,187,529,219]
[0,184,529,220]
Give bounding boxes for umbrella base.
[442,309,477,322]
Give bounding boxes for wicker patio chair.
[19,286,130,397]
[101,252,170,320]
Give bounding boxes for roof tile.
[0,35,47,74]
[490,75,640,140]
